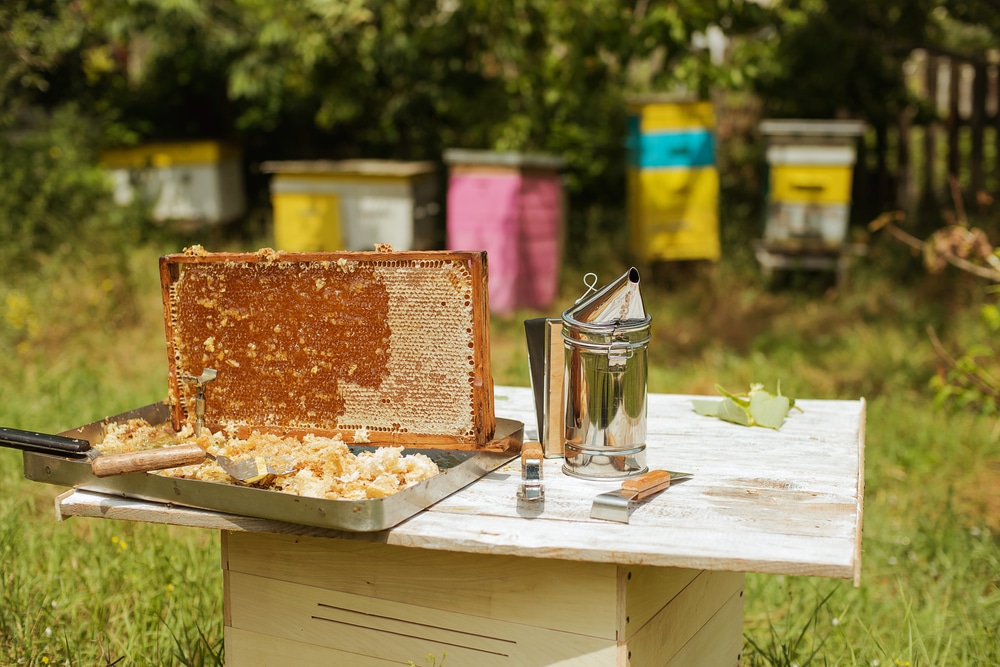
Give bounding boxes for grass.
[1,224,999,665]
[1,235,225,667]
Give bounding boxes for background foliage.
[4,0,998,252]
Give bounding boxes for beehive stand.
[753,239,869,289]
[56,386,865,666]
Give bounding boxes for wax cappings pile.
[98,419,440,500]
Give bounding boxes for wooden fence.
[856,48,1000,228]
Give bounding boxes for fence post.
[947,57,961,182]
[971,58,987,197]
[898,108,914,218]
[923,54,938,200]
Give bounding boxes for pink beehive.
[444,149,565,315]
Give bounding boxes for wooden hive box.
[159,246,495,448]
[261,159,441,253]
[102,141,246,226]
[625,97,721,263]
[223,532,744,666]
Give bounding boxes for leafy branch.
[926,325,1000,404]
[870,180,1000,417]
[868,210,1000,283]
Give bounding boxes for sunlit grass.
[1,228,998,665]
[491,244,1000,666]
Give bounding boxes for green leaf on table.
[691,398,721,417]
[749,391,791,429]
[692,382,800,429]
[716,384,751,408]
[717,397,752,426]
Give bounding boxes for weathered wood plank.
[663,589,745,667]
[948,59,962,178]
[627,570,744,667]
[971,60,987,194]
[58,386,865,580]
[223,531,618,639]
[226,571,619,666]
[225,627,401,666]
[923,54,938,197]
[622,566,701,641]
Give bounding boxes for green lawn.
[1,235,998,666]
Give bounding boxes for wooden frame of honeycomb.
[159,247,495,448]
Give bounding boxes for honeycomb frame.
[159,247,495,448]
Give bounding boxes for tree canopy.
[4,1,769,190]
[1,1,997,206]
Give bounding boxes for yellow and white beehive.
[260,160,440,253]
[759,119,866,246]
[101,141,246,226]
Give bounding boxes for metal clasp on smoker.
[607,340,634,372]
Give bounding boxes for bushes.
[0,105,155,353]
[0,106,160,427]
[0,105,146,272]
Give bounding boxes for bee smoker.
[561,267,651,479]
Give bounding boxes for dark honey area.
[172,262,391,428]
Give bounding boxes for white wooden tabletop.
[56,386,865,583]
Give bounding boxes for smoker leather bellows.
[561,267,651,479]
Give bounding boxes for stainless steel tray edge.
[24,404,522,532]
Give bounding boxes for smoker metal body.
[561,268,651,479]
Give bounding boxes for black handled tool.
[0,426,206,477]
[0,427,92,458]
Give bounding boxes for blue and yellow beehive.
[626,97,720,262]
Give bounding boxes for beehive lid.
[101,141,241,169]
[442,149,564,170]
[159,246,495,448]
[259,159,437,178]
[759,119,866,140]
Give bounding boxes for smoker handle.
[0,427,92,457]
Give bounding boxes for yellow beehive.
[261,160,440,253]
[759,120,865,246]
[770,165,854,205]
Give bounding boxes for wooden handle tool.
[90,444,207,477]
[516,440,544,502]
[590,469,692,523]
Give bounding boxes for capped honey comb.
[160,247,494,447]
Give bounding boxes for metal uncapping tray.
[22,403,522,532]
